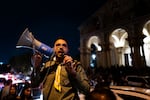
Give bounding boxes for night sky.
[0,0,106,63]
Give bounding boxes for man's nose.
[58,47,63,51]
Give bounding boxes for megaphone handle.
[38,43,53,56]
[34,39,54,56]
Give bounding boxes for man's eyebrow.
[55,43,60,46]
[62,44,67,46]
[55,43,67,47]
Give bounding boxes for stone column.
[127,35,145,68]
[116,47,123,66]
[100,42,111,68]
[80,47,91,70]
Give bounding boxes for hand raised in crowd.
[31,52,42,68]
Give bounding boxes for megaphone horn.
[16,28,54,58]
[16,28,34,49]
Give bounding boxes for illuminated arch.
[87,36,101,68]
[87,36,102,51]
[110,28,128,48]
[109,28,131,66]
[142,20,150,67]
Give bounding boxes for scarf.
[54,64,62,92]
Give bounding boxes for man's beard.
[56,53,64,62]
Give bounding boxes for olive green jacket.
[33,60,90,100]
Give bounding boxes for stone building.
[79,0,150,70]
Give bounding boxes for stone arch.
[87,36,102,68]
[109,28,131,66]
[87,36,102,51]
[142,20,150,67]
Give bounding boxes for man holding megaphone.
[31,38,90,100]
[30,37,90,100]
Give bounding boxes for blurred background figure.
[30,52,42,88]
[0,79,12,100]
[2,84,19,100]
[19,82,33,100]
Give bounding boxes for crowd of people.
[0,79,32,100]
[2,36,150,100]
[1,37,120,100]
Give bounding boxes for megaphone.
[16,28,34,49]
[16,28,54,57]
